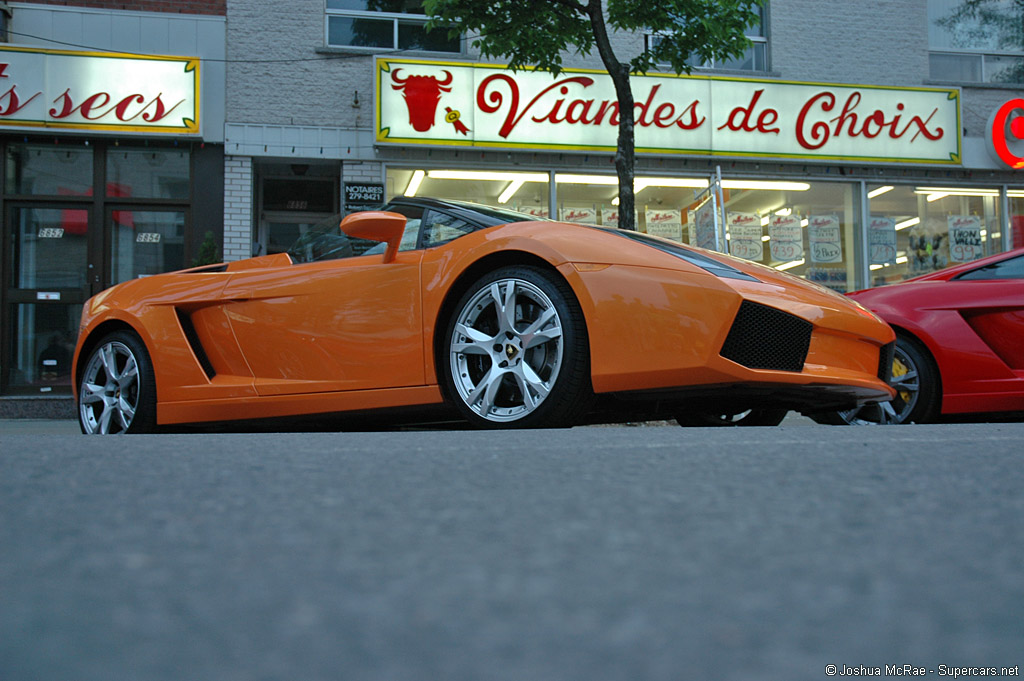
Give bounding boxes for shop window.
[106,149,190,200]
[111,211,186,285]
[385,168,552,219]
[5,144,93,196]
[554,173,861,291]
[10,207,88,290]
[1009,194,1024,249]
[866,184,1003,287]
[325,0,460,53]
[929,0,1024,84]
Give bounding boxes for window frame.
[643,3,769,74]
[927,0,1024,84]
[323,2,461,54]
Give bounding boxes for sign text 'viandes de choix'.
[377,58,961,165]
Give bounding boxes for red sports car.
[815,247,1024,424]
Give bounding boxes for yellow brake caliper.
[891,356,911,404]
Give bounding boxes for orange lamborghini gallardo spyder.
[73,198,895,434]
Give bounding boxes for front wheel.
[677,408,789,427]
[442,266,591,428]
[78,330,156,434]
[810,334,940,425]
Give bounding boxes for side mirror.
[339,211,406,263]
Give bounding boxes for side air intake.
[877,341,895,384]
[720,301,812,372]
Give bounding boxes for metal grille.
[878,341,895,384]
[720,301,812,372]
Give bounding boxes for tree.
[424,0,763,230]
[192,231,221,267]
[935,0,1024,84]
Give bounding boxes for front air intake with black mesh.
[720,301,812,372]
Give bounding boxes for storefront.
[0,41,225,403]
[373,58,1024,293]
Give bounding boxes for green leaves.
[425,0,763,77]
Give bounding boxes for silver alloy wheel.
[449,277,564,423]
[835,344,921,425]
[79,340,141,434]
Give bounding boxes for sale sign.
[728,212,764,261]
[869,217,897,264]
[768,214,803,262]
[694,200,719,251]
[560,207,597,223]
[645,209,683,241]
[948,215,983,262]
[808,215,843,263]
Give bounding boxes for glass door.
[2,203,96,395]
[108,207,187,285]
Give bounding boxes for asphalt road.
[2,424,1023,681]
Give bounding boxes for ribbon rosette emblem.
[444,107,470,136]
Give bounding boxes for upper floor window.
[929,0,1024,84]
[325,0,460,53]
[647,3,768,73]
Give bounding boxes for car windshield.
[286,212,383,264]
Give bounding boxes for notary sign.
[377,58,961,165]
[344,183,385,207]
[0,45,199,134]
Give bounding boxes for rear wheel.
[78,331,156,434]
[677,408,789,427]
[442,266,591,428]
[811,334,939,425]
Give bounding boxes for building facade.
[2,0,1023,414]
[0,0,226,414]
[222,0,1023,282]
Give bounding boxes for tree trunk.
[586,0,636,230]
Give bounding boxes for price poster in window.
[601,208,619,228]
[948,215,983,262]
[869,216,897,264]
[728,212,763,261]
[645,209,683,242]
[768,215,803,262]
[694,201,718,251]
[559,207,597,223]
[808,215,843,263]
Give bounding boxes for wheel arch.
[74,320,144,396]
[889,323,944,414]
[430,249,582,398]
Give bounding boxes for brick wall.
[223,156,253,261]
[19,0,226,15]
[769,0,929,85]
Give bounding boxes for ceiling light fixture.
[498,179,525,204]
[404,170,425,197]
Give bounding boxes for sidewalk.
[0,419,80,435]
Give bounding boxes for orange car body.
[73,215,895,426]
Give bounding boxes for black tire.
[441,265,591,428]
[676,408,789,427]
[810,333,940,425]
[78,330,157,434]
